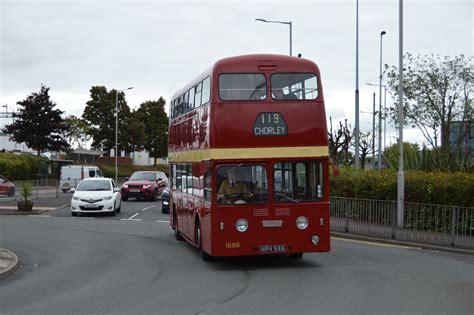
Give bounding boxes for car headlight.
[235,219,248,232]
[143,184,152,189]
[122,184,128,189]
[104,196,113,200]
[72,196,80,201]
[296,216,309,230]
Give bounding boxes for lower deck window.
[216,164,268,205]
[273,161,323,203]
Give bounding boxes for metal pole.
[289,22,292,56]
[378,31,386,169]
[372,92,376,169]
[384,86,387,150]
[397,0,405,228]
[354,0,360,169]
[115,90,118,184]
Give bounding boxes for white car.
[71,178,121,217]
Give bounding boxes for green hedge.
[330,168,474,207]
[0,153,46,180]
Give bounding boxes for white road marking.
[120,218,143,222]
[332,237,411,249]
[28,215,51,218]
[140,205,156,212]
[155,220,170,223]
[126,212,140,220]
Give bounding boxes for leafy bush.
[330,168,474,207]
[0,153,45,180]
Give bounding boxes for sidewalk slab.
[0,247,19,278]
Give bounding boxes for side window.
[201,77,210,105]
[89,170,96,177]
[188,86,195,110]
[204,163,212,203]
[194,82,202,108]
[186,164,193,195]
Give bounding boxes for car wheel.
[71,212,78,217]
[121,196,128,201]
[173,210,184,241]
[152,189,158,201]
[196,220,213,262]
[289,253,303,259]
[7,187,15,197]
[116,200,121,213]
[110,202,116,216]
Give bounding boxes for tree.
[122,111,146,154]
[328,118,353,166]
[359,132,374,169]
[135,98,169,165]
[3,85,69,156]
[385,53,473,152]
[82,86,131,153]
[63,115,91,151]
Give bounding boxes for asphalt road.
[0,199,473,315]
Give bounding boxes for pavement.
[0,196,71,215]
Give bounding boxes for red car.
[121,171,167,201]
[0,175,15,197]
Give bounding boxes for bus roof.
[170,54,320,100]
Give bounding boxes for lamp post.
[366,82,387,159]
[398,0,405,228]
[378,31,387,169]
[354,0,360,169]
[255,18,292,56]
[115,87,133,184]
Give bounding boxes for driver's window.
[216,164,268,205]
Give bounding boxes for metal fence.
[330,197,474,249]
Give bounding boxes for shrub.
[331,168,474,207]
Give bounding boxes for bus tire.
[174,210,184,241]
[289,253,303,259]
[196,219,213,262]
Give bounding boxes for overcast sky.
[1,0,472,146]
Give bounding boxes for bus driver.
[217,170,253,203]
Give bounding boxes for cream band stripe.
[168,146,329,162]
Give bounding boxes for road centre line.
[120,218,143,222]
[141,205,156,212]
[155,220,170,223]
[28,215,51,218]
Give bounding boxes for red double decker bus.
[168,54,330,260]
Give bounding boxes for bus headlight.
[235,219,248,232]
[296,216,308,230]
[311,234,320,245]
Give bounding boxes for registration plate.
[83,204,97,208]
[259,244,287,253]
[130,189,140,192]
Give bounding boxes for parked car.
[60,165,103,193]
[121,171,167,201]
[161,182,170,214]
[70,178,121,217]
[0,175,15,197]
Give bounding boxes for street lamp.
[366,82,387,158]
[354,0,360,169]
[378,31,387,170]
[398,0,405,228]
[115,87,133,184]
[255,18,292,56]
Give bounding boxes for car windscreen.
[130,173,157,181]
[77,180,111,191]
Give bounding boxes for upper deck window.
[271,73,318,100]
[219,74,266,101]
